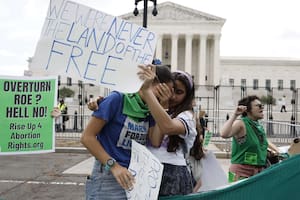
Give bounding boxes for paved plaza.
[0,145,230,200]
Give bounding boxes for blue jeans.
[86,159,127,200]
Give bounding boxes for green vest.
[231,117,268,166]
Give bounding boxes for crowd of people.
[52,63,283,199]
[77,61,279,199]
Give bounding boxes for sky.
[1,0,300,76]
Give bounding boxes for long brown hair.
[167,71,195,153]
[190,123,205,160]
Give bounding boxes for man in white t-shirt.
[280,95,287,112]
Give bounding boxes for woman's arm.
[220,115,240,138]
[267,139,281,154]
[80,117,134,190]
[220,106,246,138]
[193,179,202,193]
[148,125,165,147]
[80,117,109,163]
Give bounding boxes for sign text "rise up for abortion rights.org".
[31,0,157,93]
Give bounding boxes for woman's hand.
[111,164,135,190]
[51,107,61,118]
[137,64,156,91]
[87,96,104,111]
[155,83,173,109]
[234,105,247,117]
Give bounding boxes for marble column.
[213,34,221,86]
[185,34,193,74]
[155,34,163,61]
[171,34,178,71]
[199,34,207,85]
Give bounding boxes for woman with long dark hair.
[139,66,197,196]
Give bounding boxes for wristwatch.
[104,158,116,171]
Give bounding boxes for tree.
[260,95,276,105]
[58,87,75,99]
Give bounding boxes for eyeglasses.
[255,104,264,109]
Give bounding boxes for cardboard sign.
[127,140,163,200]
[31,0,157,93]
[0,76,57,155]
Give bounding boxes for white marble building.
[121,1,300,90]
[120,1,300,121]
[122,1,225,87]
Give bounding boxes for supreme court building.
[122,1,225,87]
[121,1,300,119]
[120,1,300,89]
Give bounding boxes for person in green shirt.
[220,95,280,182]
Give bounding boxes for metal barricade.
[55,115,300,148]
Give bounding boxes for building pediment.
[120,1,225,24]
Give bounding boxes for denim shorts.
[85,159,127,200]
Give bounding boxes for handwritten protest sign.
[30,0,157,93]
[0,76,57,155]
[127,140,163,200]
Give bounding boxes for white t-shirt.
[281,97,286,106]
[148,111,197,166]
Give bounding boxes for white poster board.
[31,0,157,93]
[199,150,228,192]
[127,140,163,200]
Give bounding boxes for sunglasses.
[254,104,264,109]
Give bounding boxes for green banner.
[0,76,57,154]
[160,155,300,200]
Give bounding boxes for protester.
[280,95,287,112]
[187,100,206,192]
[198,110,207,138]
[80,65,173,200]
[139,65,197,196]
[191,109,226,192]
[220,95,280,182]
[188,125,205,192]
